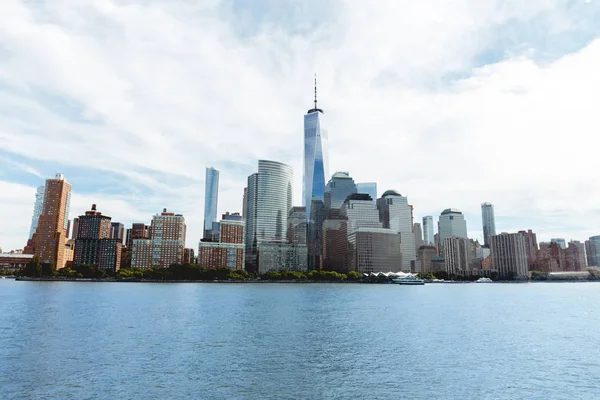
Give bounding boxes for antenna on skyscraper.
[314,73,318,110]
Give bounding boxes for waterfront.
[1,280,599,399]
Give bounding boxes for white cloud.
[1,0,600,250]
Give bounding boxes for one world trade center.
[303,77,328,270]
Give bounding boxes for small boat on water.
[476,277,493,283]
[391,275,425,285]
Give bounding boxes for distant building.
[377,190,415,272]
[257,242,308,273]
[443,237,470,275]
[29,174,72,269]
[585,236,600,266]
[0,253,34,271]
[551,238,567,249]
[413,223,424,252]
[324,172,357,215]
[132,209,186,268]
[126,223,150,248]
[73,204,122,271]
[537,242,565,272]
[356,182,377,200]
[71,218,79,240]
[438,208,468,248]
[349,227,402,273]
[198,214,245,270]
[481,202,496,247]
[490,233,529,279]
[565,241,586,272]
[422,216,435,245]
[183,248,195,265]
[110,222,125,244]
[518,230,538,269]
[204,167,220,240]
[244,160,293,272]
[288,207,307,245]
[418,246,438,273]
[28,185,45,239]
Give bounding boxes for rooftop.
[441,208,462,215]
[382,189,401,197]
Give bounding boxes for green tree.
[41,261,56,277]
[21,256,42,277]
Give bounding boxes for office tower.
[204,167,220,240]
[73,204,122,271]
[413,223,424,251]
[585,236,600,266]
[30,173,72,269]
[288,207,307,245]
[565,241,586,272]
[242,187,248,219]
[438,208,468,247]
[71,218,79,240]
[422,216,434,245]
[132,209,186,268]
[303,81,328,270]
[490,233,529,279]
[324,172,357,214]
[350,228,402,274]
[538,242,566,272]
[551,238,566,249]
[377,190,416,272]
[198,213,245,270]
[518,230,538,268]
[110,222,125,244]
[443,237,470,275]
[244,160,293,272]
[481,202,496,247]
[28,185,45,239]
[356,182,377,200]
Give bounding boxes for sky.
[1,0,600,252]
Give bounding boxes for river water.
[1,279,599,399]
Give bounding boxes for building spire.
[307,73,323,114]
[314,73,318,110]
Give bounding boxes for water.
[1,280,599,399]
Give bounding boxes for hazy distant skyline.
[2,0,600,250]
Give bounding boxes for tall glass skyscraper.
[481,202,496,247]
[28,185,45,239]
[244,160,293,272]
[303,79,328,269]
[438,208,468,248]
[422,216,435,246]
[324,172,357,214]
[203,167,219,240]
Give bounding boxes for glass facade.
[303,111,328,218]
[245,161,293,271]
[324,172,357,214]
[438,208,468,248]
[481,202,496,247]
[356,182,377,200]
[422,216,435,245]
[28,185,45,239]
[204,167,219,239]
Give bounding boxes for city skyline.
[3,1,600,250]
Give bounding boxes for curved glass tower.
[303,78,328,269]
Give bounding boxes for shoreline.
[14,277,361,284]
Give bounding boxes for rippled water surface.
[1,280,599,399]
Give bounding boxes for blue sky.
[2,0,600,251]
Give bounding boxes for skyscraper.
[303,79,328,270]
[481,202,496,247]
[110,222,125,244]
[31,174,72,269]
[585,235,600,266]
[356,182,377,200]
[550,238,567,249]
[28,185,45,239]
[324,172,357,214]
[413,222,424,251]
[422,216,435,245]
[438,208,468,248]
[244,160,293,272]
[204,167,219,240]
[377,190,416,272]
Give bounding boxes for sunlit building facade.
[377,190,416,272]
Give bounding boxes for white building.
[377,190,416,272]
[438,208,468,248]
